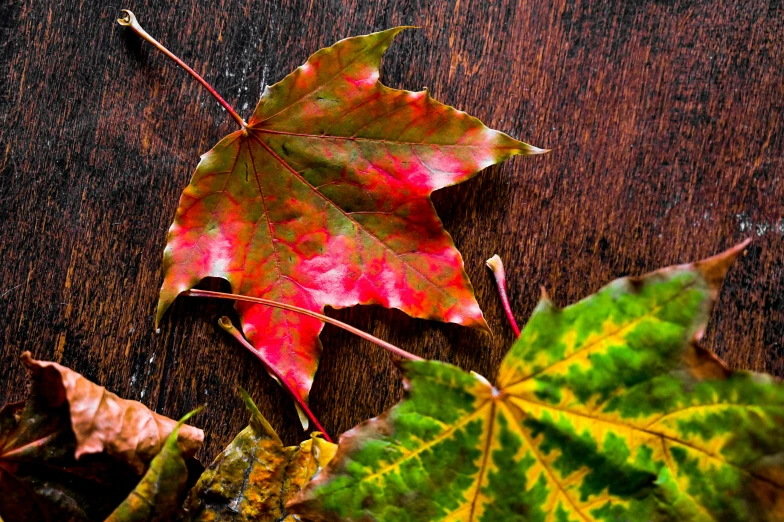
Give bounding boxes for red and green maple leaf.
[124,15,545,413]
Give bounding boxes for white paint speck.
[735,213,783,237]
[260,64,270,91]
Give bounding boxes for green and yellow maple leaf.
[289,241,784,521]
[179,389,336,521]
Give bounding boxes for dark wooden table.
[2,0,782,459]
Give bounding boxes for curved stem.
[218,317,333,442]
[184,289,423,361]
[117,10,247,128]
[486,255,521,337]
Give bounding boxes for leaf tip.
[535,286,559,313]
[525,143,551,155]
[694,238,751,292]
[19,351,45,379]
[19,350,33,365]
[685,341,731,380]
[295,403,310,431]
[237,386,258,413]
[474,316,493,337]
[177,405,205,427]
[470,370,493,388]
[238,386,283,445]
[155,287,186,330]
[154,302,167,330]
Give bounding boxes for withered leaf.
[106,411,200,522]
[19,353,203,473]
[180,389,336,521]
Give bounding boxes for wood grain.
[1,0,782,461]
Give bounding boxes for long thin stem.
[184,289,423,362]
[218,317,333,442]
[118,10,247,128]
[486,255,521,337]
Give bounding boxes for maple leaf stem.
[185,289,424,362]
[117,10,247,129]
[486,255,521,337]
[218,315,334,443]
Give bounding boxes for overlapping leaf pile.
[0,353,203,521]
[4,15,782,522]
[0,355,334,522]
[4,247,782,521]
[156,26,544,415]
[290,244,784,521]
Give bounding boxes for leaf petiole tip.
[486,254,521,337]
[116,9,136,28]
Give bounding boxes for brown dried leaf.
[20,352,203,473]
